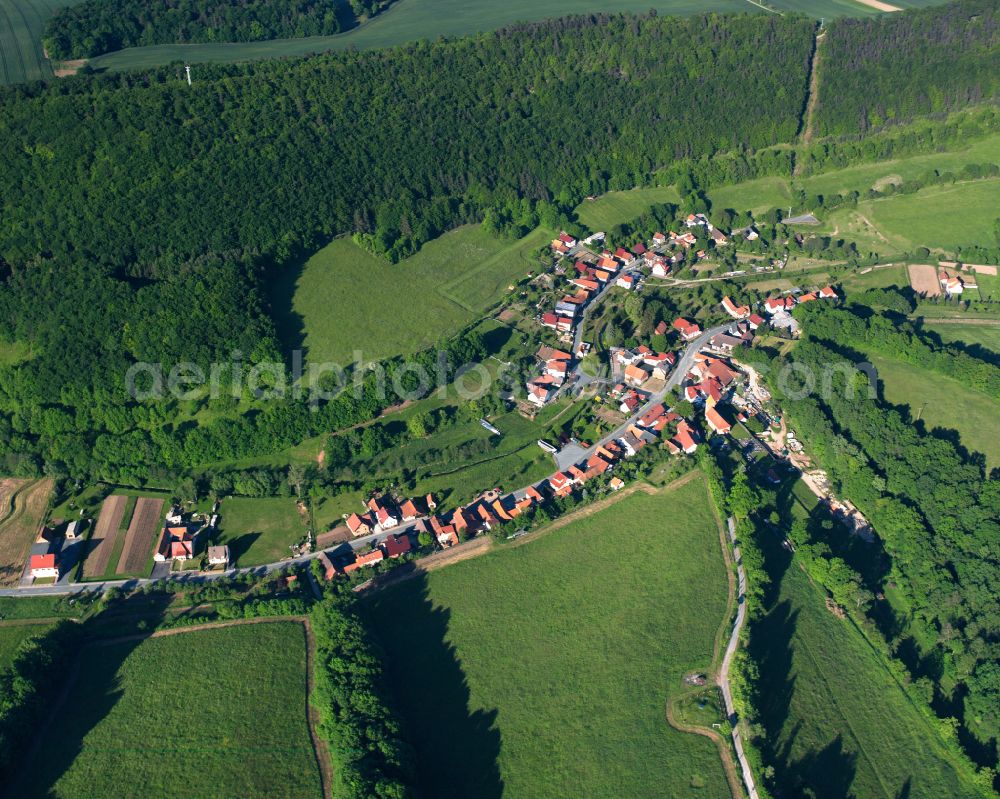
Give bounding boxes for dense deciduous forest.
[44,0,391,60]
[3,13,815,268]
[770,303,1000,763]
[817,0,1000,137]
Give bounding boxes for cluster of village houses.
[26,215,842,586]
[27,505,227,581]
[323,215,845,578]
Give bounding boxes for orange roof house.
[705,406,732,435]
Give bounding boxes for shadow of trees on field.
[265,256,308,364]
[361,573,503,799]
[2,592,172,799]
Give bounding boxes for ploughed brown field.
[82,495,128,579]
[0,478,53,586]
[116,497,164,575]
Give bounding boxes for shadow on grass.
[2,591,173,799]
[361,572,503,798]
[224,532,262,565]
[266,255,308,364]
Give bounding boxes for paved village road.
[555,322,730,471]
[721,516,760,799]
[0,322,730,599]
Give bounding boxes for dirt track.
[82,495,128,579]
[116,498,164,575]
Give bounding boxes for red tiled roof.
[382,534,412,558]
[30,554,56,570]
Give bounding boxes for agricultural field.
[79,0,906,77]
[868,353,1000,469]
[753,553,982,799]
[79,494,131,580]
[14,622,324,799]
[0,478,54,586]
[270,225,550,366]
[364,475,733,798]
[920,321,1000,353]
[0,0,76,84]
[212,496,308,566]
[115,497,164,575]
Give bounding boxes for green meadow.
[213,496,308,566]
[15,622,323,799]
[753,554,982,799]
[270,225,550,366]
[364,475,732,798]
[574,185,682,231]
[868,353,1000,470]
[920,321,1000,354]
[0,622,54,669]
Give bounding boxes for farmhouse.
[399,498,422,522]
[721,296,750,319]
[154,524,198,562]
[672,318,701,341]
[624,363,650,387]
[207,545,230,568]
[705,406,732,435]
[345,512,373,537]
[764,296,796,315]
[381,533,412,559]
[29,553,58,579]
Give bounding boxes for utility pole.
[185,64,192,86]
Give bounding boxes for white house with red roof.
[616,274,636,290]
[672,318,701,341]
[558,231,577,247]
[29,553,58,579]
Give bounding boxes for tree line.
[767,305,1000,773]
[817,0,1000,137]
[44,0,393,60]
[2,13,816,270]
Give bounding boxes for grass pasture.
[0,621,54,670]
[271,225,550,366]
[920,321,1000,354]
[574,185,682,231]
[754,556,982,799]
[0,478,54,586]
[822,179,1000,256]
[17,621,323,799]
[868,353,1000,470]
[364,475,732,798]
[213,496,307,566]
